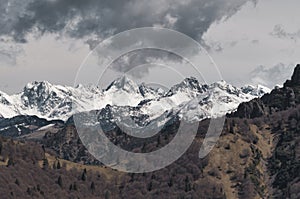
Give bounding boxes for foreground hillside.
[0,65,299,198]
[1,106,299,198]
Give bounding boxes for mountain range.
[0,77,271,138]
[0,77,270,122]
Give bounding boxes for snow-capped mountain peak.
[241,84,271,97]
[210,80,241,95]
[0,77,270,123]
[106,75,139,93]
[167,77,208,96]
[138,83,163,99]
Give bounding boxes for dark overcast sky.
[0,0,299,93]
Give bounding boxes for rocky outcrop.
[231,64,300,118]
[0,115,63,137]
[232,99,266,119]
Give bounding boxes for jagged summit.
[24,80,52,90]
[138,83,163,99]
[166,77,208,97]
[105,75,139,93]
[210,80,238,94]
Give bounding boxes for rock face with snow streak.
[0,76,270,123]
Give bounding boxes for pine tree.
[185,176,191,192]
[81,170,87,181]
[156,135,161,147]
[7,157,14,167]
[73,182,78,191]
[42,158,49,170]
[147,181,153,191]
[37,184,41,192]
[229,124,234,134]
[168,177,173,187]
[57,176,63,188]
[15,178,20,186]
[90,181,95,194]
[0,141,2,155]
[105,190,110,199]
[57,160,61,169]
[141,143,146,153]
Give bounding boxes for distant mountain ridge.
[0,77,270,123]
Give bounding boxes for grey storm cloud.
[109,49,183,78]
[0,0,256,79]
[0,0,256,43]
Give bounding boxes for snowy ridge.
[0,76,271,122]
